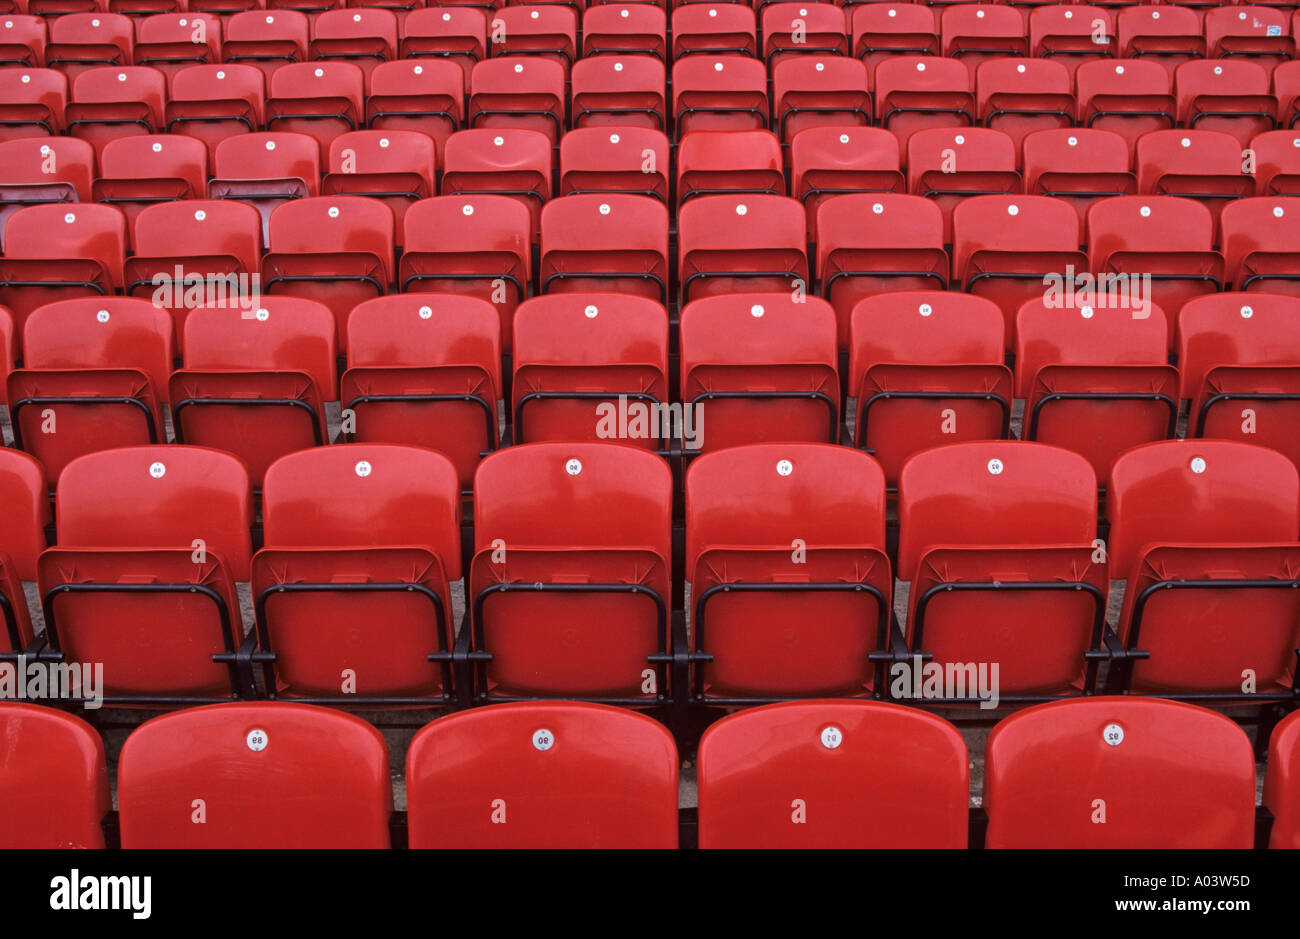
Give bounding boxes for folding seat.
[46,13,133,79]
[1206,6,1293,72]
[816,193,948,350]
[133,13,223,80]
[1117,5,1205,78]
[1266,709,1300,848]
[1028,5,1116,76]
[1179,293,1300,470]
[0,450,46,661]
[189,0,262,14]
[266,0,345,16]
[407,702,678,848]
[770,55,872,144]
[1022,128,1136,224]
[952,194,1087,346]
[27,0,102,14]
[940,3,1027,75]
[1087,195,1223,346]
[1175,59,1276,148]
[582,3,666,59]
[698,701,967,848]
[511,293,668,448]
[0,203,126,334]
[0,14,47,68]
[678,194,807,305]
[67,66,167,157]
[7,297,171,487]
[975,58,1073,149]
[119,703,391,847]
[91,133,209,233]
[1107,439,1300,699]
[1076,59,1175,157]
[466,442,673,704]
[907,127,1021,242]
[0,705,109,849]
[322,129,435,237]
[166,64,266,159]
[398,6,488,93]
[488,5,578,69]
[790,126,905,238]
[895,441,1107,702]
[248,444,460,704]
[1221,198,1300,298]
[1015,296,1176,485]
[224,9,309,80]
[1135,129,1255,226]
[366,59,464,165]
[342,293,501,492]
[1277,61,1300,129]
[468,56,566,145]
[676,129,784,207]
[266,60,365,155]
[851,3,940,74]
[0,137,94,249]
[261,195,394,345]
[570,54,667,130]
[1251,129,1300,194]
[440,128,552,235]
[762,2,849,64]
[680,293,840,450]
[209,131,320,245]
[0,68,67,141]
[671,4,756,59]
[672,55,768,135]
[558,126,670,201]
[169,301,336,486]
[985,698,1257,848]
[681,445,880,701]
[849,291,1011,485]
[873,56,974,150]
[309,8,397,84]
[398,194,530,350]
[539,194,668,303]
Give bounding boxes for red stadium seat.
[771,55,872,144]
[849,291,1011,485]
[262,194,395,345]
[1175,59,1276,148]
[1107,439,1300,698]
[0,137,95,247]
[975,57,1073,148]
[570,54,667,130]
[896,441,1107,701]
[309,8,397,84]
[342,293,501,492]
[1015,296,1177,484]
[47,13,133,78]
[539,194,668,302]
[0,68,68,140]
[685,445,890,699]
[67,66,166,157]
[698,700,968,848]
[1179,292,1300,473]
[1220,196,1300,295]
[1028,5,1116,76]
[907,126,1020,242]
[671,3,756,59]
[677,129,784,206]
[0,14,47,68]
[209,131,320,245]
[1075,59,1174,157]
[366,58,464,165]
[134,13,223,80]
[0,447,49,585]
[36,445,253,703]
[489,4,578,67]
[92,133,209,233]
[166,64,266,159]
[852,3,940,74]
[406,701,678,848]
[118,703,391,847]
[1135,129,1254,225]
[873,55,974,149]
[817,193,948,349]
[941,3,1028,75]
[672,54,768,134]
[952,194,1087,346]
[678,193,807,305]
[1265,709,1300,848]
[399,6,488,92]
[441,128,552,236]
[0,202,127,335]
[224,9,309,79]
[762,2,849,63]
[1118,4,1204,77]
[1021,127,1135,223]
[680,293,840,450]
[511,292,668,448]
[399,194,529,351]
[1276,60,1300,129]
[558,126,670,201]
[790,126,905,237]
[266,60,365,155]
[1251,129,1300,194]
[170,299,336,485]
[985,697,1257,847]
[251,444,461,703]
[1206,6,1293,70]
[322,129,436,237]
[468,442,673,703]
[0,704,109,849]
[468,55,566,145]
[582,4,666,59]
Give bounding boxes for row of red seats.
[3,696,1298,848]
[0,288,1295,491]
[1,437,1297,707]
